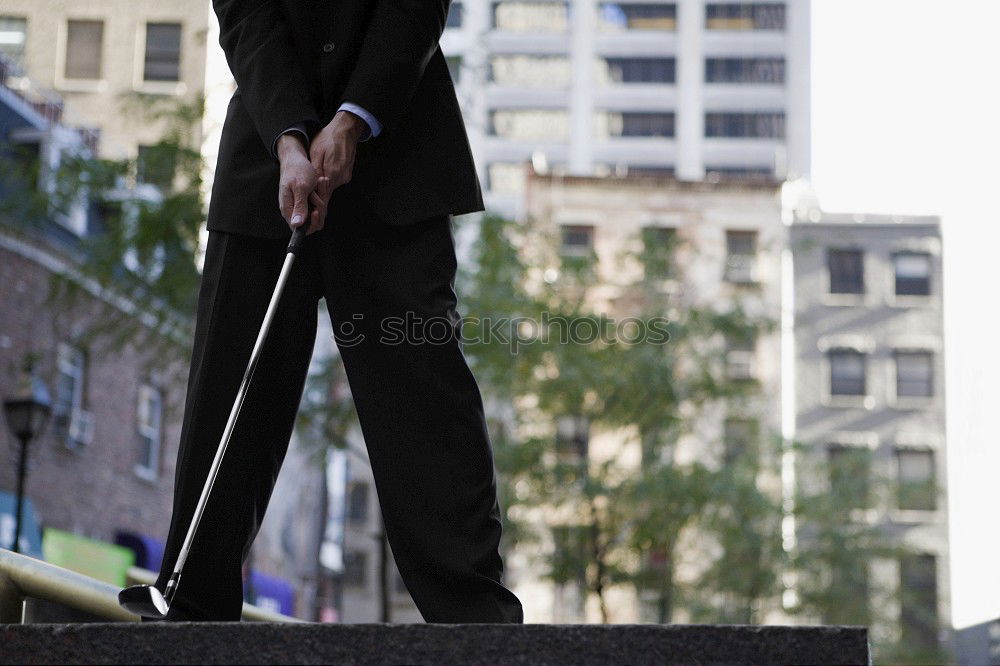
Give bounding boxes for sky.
[810,0,1000,629]
[199,0,1000,630]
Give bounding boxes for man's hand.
[277,134,328,235]
[308,110,366,212]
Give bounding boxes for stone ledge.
[0,622,870,665]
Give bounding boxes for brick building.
[0,79,188,577]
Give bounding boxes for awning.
[245,569,295,617]
[114,531,165,572]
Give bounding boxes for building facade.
[0,0,208,160]
[441,0,809,216]
[0,84,186,570]
[789,213,951,655]
[514,169,786,622]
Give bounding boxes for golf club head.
[119,584,169,618]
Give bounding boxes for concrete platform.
[0,622,870,665]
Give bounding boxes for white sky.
[201,0,1000,630]
[811,0,1000,629]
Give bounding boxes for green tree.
[0,91,205,358]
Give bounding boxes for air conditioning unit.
[68,409,94,447]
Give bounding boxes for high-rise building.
[442,0,810,216]
[789,213,951,657]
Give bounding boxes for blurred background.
[0,1,997,664]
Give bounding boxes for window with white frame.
[895,448,936,511]
[725,331,757,380]
[492,1,569,32]
[598,3,677,31]
[343,550,367,587]
[136,384,162,477]
[828,348,866,397]
[893,252,931,296]
[895,350,934,398]
[53,343,93,448]
[555,415,589,459]
[827,444,872,510]
[347,481,369,524]
[899,554,939,651]
[827,248,864,295]
[724,230,757,283]
[143,22,181,82]
[0,16,28,73]
[559,225,595,258]
[65,20,103,80]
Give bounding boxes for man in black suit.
[151,0,524,623]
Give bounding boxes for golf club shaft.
[167,226,308,603]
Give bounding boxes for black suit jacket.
[205,0,484,239]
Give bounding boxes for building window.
[893,252,931,296]
[143,23,181,82]
[0,16,28,73]
[53,343,93,448]
[486,162,527,195]
[489,54,571,87]
[896,449,936,511]
[393,567,409,595]
[705,166,775,183]
[899,554,939,652]
[827,248,864,295]
[706,3,786,30]
[551,524,588,590]
[640,425,673,466]
[641,226,677,279]
[343,550,367,587]
[607,112,675,138]
[829,349,866,396]
[828,444,871,510]
[559,225,594,258]
[705,57,785,84]
[724,230,757,283]
[827,560,871,626]
[135,384,162,478]
[621,165,674,178]
[605,57,675,84]
[446,1,464,28]
[555,415,589,459]
[725,332,756,381]
[706,112,785,139]
[723,418,758,465]
[598,3,677,31]
[493,2,569,32]
[445,55,462,84]
[137,144,176,190]
[347,481,369,524]
[488,109,570,140]
[65,20,104,80]
[895,350,934,398]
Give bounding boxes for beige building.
[0,0,208,161]
[513,169,786,623]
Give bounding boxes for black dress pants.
[153,199,523,623]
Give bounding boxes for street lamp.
[3,362,51,554]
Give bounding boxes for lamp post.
[3,362,51,554]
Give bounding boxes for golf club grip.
[287,219,311,255]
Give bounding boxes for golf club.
[119,220,312,619]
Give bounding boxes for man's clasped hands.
[275,109,367,235]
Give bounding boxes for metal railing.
[0,549,300,623]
